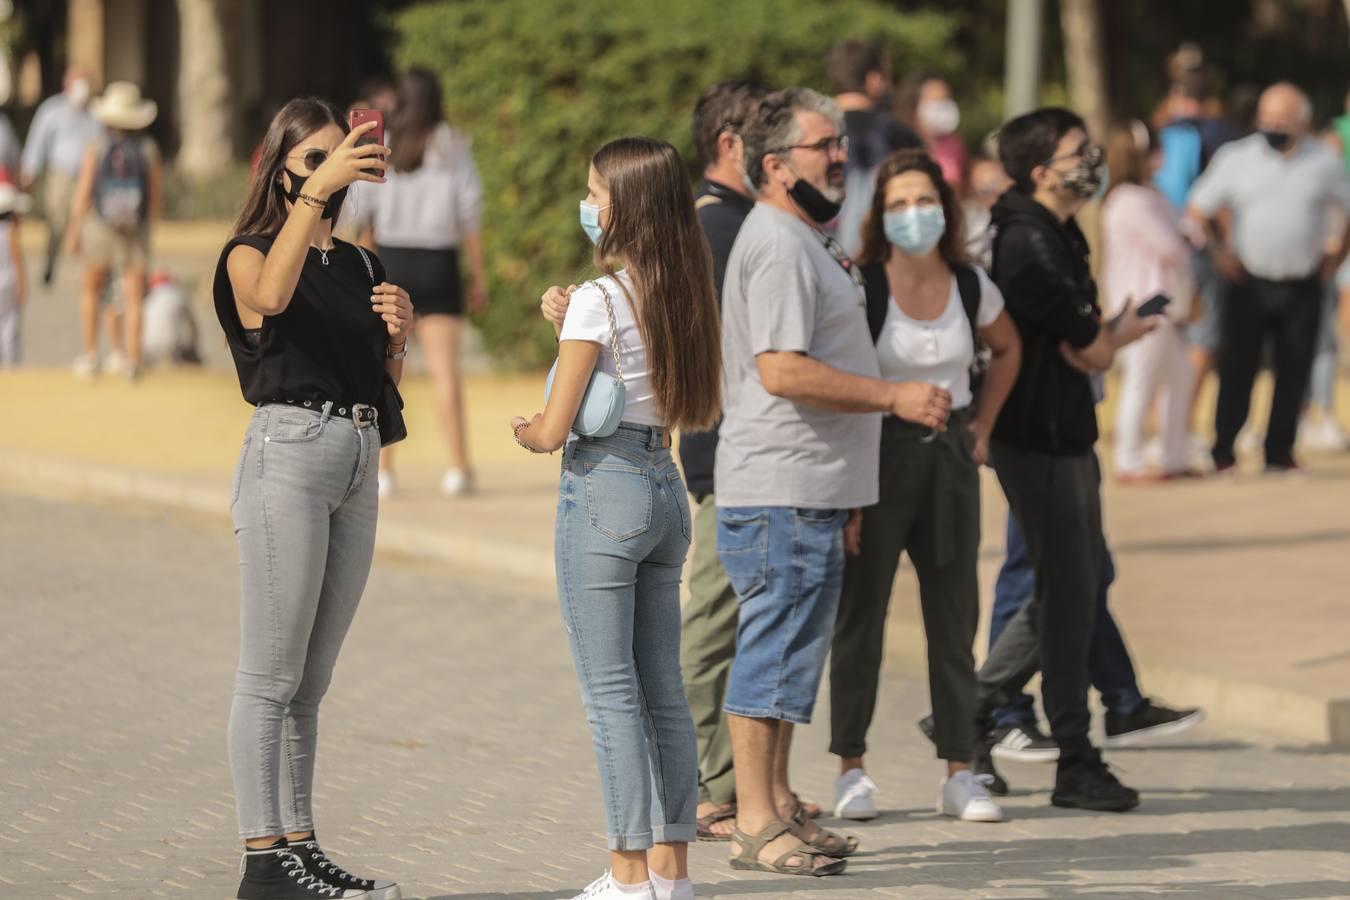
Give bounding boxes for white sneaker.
[377,471,396,499]
[104,350,129,376]
[440,468,475,497]
[833,767,879,820]
[1300,416,1349,451]
[1188,433,1213,471]
[571,871,656,900]
[939,770,1005,823]
[73,353,99,379]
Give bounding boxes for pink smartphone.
[349,108,385,176]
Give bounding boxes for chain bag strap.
[354,244,409,446]
[544,277,627,438]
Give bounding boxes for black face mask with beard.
[1262,130,1293,152]
[277,168,347,221]
[787,162,845,224]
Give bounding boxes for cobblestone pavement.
[3,493,1349,900]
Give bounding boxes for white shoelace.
[577,872,614,898]
[280,852,343,897]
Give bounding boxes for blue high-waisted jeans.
[555,423,698,850]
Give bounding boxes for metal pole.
[1005,0,1044,120]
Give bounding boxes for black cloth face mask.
[1262,130,1293,152]
[277,167,347,221]
[787,171,843,224]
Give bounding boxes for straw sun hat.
[91,81,157,131]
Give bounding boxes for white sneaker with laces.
[571,871,656,900]
[1300,416,1349,451]
[440,468,475,497]
[73,353,99,379]
[377,471,396,499]
[833,767,879,820]
[939,770,1005,823]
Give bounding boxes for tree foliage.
[392,0,957,368]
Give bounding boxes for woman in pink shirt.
[1101,121,1198,480]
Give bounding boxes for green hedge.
[393,0,956,369]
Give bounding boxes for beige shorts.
[82,219,150,272]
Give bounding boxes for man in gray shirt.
[1188,82,1350,472]
[715,87,949,877]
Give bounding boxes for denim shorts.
[717,505,847,724]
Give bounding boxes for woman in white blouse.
[1100,121,1197,480]
[828,149,1020,825]
[359,68,488,498]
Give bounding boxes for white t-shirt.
[875,266,1004,410]
[557,271,659,426]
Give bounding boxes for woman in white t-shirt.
[829,150,1021,826]
[510,137,721,900]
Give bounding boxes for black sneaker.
[288,839,401,900]
[237,844,367,898]
[973,738,1009,796]
[1104,699,1205,748]
[1052,753,1140,812]
[989,723,1060,763]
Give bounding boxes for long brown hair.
[1104,119,1153,197]
[388,67,442,173]
[857,148,969,267]
[592,137,721,432]
[233,97,347,238]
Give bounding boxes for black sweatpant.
[1213,274,1322,467]
[830,414,981,762]
[984,440,1101,765]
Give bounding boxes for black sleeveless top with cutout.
[214,235,389,408]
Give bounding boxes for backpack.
[93,136,149,232]
[863,261,988,398]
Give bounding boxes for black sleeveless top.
[214,235,389,408]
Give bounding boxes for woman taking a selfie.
[519,137,720,900]
[214,97,411,900]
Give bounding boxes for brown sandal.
[728,821,847,877]
[697,804,736,842]
[790,802,859,857]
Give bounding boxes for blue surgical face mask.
[884,206,946,256]
[579,200,607,244]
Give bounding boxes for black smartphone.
[1137,293,1171,317]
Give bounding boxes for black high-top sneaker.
[236,842,368,898]
[289,837,402,900]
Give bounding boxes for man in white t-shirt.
[713,88,949,876]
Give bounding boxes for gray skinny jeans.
[228,402,379,840]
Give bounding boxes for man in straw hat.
[66,81,162,381]
[0,180,32,366]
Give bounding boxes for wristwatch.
[386,341,408,360]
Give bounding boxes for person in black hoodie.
[982,107,1155,812]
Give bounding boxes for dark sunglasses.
[288,148,329,173]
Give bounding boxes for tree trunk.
[1059,0,1109,140]
[175,0,236,180]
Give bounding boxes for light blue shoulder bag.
[544,279,626,438]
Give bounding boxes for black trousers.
[1213,275,1322,467]
[830,415,981,762]
[984,441,1101,765]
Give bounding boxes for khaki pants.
[42,171,77,282]
[679,493,739,805]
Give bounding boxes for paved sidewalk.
[3,365,1349,749]
[4,492,1350,899]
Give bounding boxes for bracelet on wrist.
[513,421,550,454]
[297,192,328,211]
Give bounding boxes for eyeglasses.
[288,148,329,173]
[770,135,849,158]
[1041,142,1101,169]
[815,229,865,291]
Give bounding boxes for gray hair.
[742,88,843,189]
